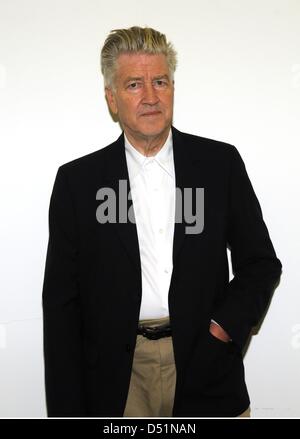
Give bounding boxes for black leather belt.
[137,323,172,340]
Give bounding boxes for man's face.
[105,53,174,141]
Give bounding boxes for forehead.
[115,53,169,78]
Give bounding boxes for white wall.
[0,0,299,417]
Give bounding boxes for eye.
[127,82,142,90]
[153,79,168,88]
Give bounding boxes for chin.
[138,122,170,138]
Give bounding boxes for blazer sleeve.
[42,165,85,416]
[212,146,282,350]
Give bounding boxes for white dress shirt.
[124,129,175,320]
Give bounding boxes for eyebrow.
[153,74,170,81]
[123,74,170,85]
[123,76,143,84]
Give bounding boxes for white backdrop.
[0,0,299,417]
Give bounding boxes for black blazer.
[42,126,282,417]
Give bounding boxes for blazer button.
[125,344,131,353]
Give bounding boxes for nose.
[142,82,159,105]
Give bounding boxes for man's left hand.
[209,322,231,342]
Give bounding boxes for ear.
[105,87,118,115]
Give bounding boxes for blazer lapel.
[171,126,199,267]
[103,133,141,274]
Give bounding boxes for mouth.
[140,111,161,117]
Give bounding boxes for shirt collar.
[124,129,174,181]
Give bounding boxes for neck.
[124,127,171,157]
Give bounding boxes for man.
[42,26,282,417]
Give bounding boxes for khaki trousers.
[123,316,175,417]
[123,315,250,418]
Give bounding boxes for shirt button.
[164,269,169,274]
[159,228,163,234]
[125,344,131,353]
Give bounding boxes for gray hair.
[100,26,177,89]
